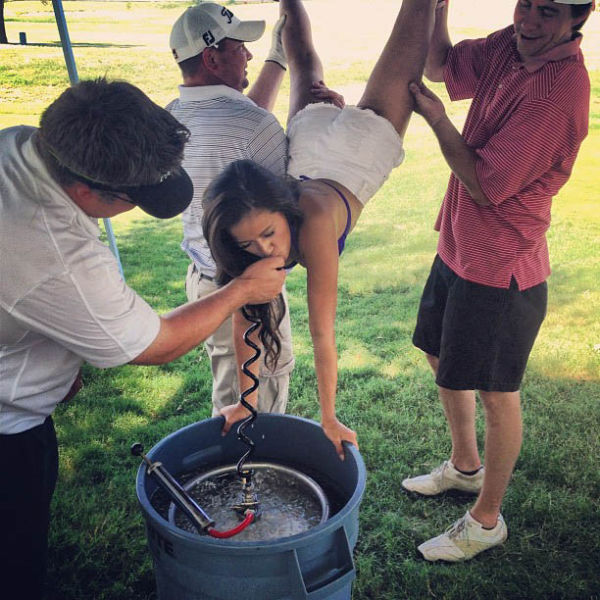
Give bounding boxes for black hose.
[236,307,261,479]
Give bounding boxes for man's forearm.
[431,115,490,206]
[131,279,251,365]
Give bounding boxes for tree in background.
[1,0,8,43]
[1,0,49,44]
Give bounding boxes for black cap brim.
[126,166,194,219]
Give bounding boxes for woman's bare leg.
[358,0,437,137]
[279,0,325,124]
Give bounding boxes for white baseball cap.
[553,0,594,4]
[170,3,266,63]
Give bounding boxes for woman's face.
[229,209,292,262]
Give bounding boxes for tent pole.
[51,0,125,278]
[51,0,78,85]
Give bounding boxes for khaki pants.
[185,264,294,416]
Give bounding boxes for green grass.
[2,2,599,599]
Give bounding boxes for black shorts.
[412,255,547,392]
[0,417,58,598]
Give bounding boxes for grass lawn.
[1,2,599,599]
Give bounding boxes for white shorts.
[287,103,405,205]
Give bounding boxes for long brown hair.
[202,160,303,369]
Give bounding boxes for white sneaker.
[418,511,507,562]
[401,460,484,496]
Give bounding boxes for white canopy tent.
[50,0,124,276]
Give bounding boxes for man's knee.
[479,390,521,423]
[425,352,439,374]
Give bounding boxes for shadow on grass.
[5,41,142,48]
[43,213,599,600]
[49,352,600,599]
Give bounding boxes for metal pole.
[50,0,78,85]
[51,0,125,278]
[101,217,125,278]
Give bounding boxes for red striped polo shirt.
[436,26,590,290]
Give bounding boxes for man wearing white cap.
[402,0,595,561]
[167,3,295,426]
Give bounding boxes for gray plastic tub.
[135,414,366,600]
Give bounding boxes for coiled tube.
[236,307,261,479]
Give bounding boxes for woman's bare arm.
[300,198,358,459]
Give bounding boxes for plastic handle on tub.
[291,526,355,598]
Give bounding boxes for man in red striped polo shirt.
[402,0,594,561]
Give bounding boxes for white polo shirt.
[0,127,161,434]
[167,85,287,277]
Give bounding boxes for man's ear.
[202,47,220,73]
[64,181,94,204]
[62,181,101,214]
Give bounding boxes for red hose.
[207,511,255,539]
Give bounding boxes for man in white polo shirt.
[0,78,285,599]
[167,3,295,430]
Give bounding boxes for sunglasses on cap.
[70,167,194,219]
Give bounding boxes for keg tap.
[131,443,257,539]
[130,308,265,537]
